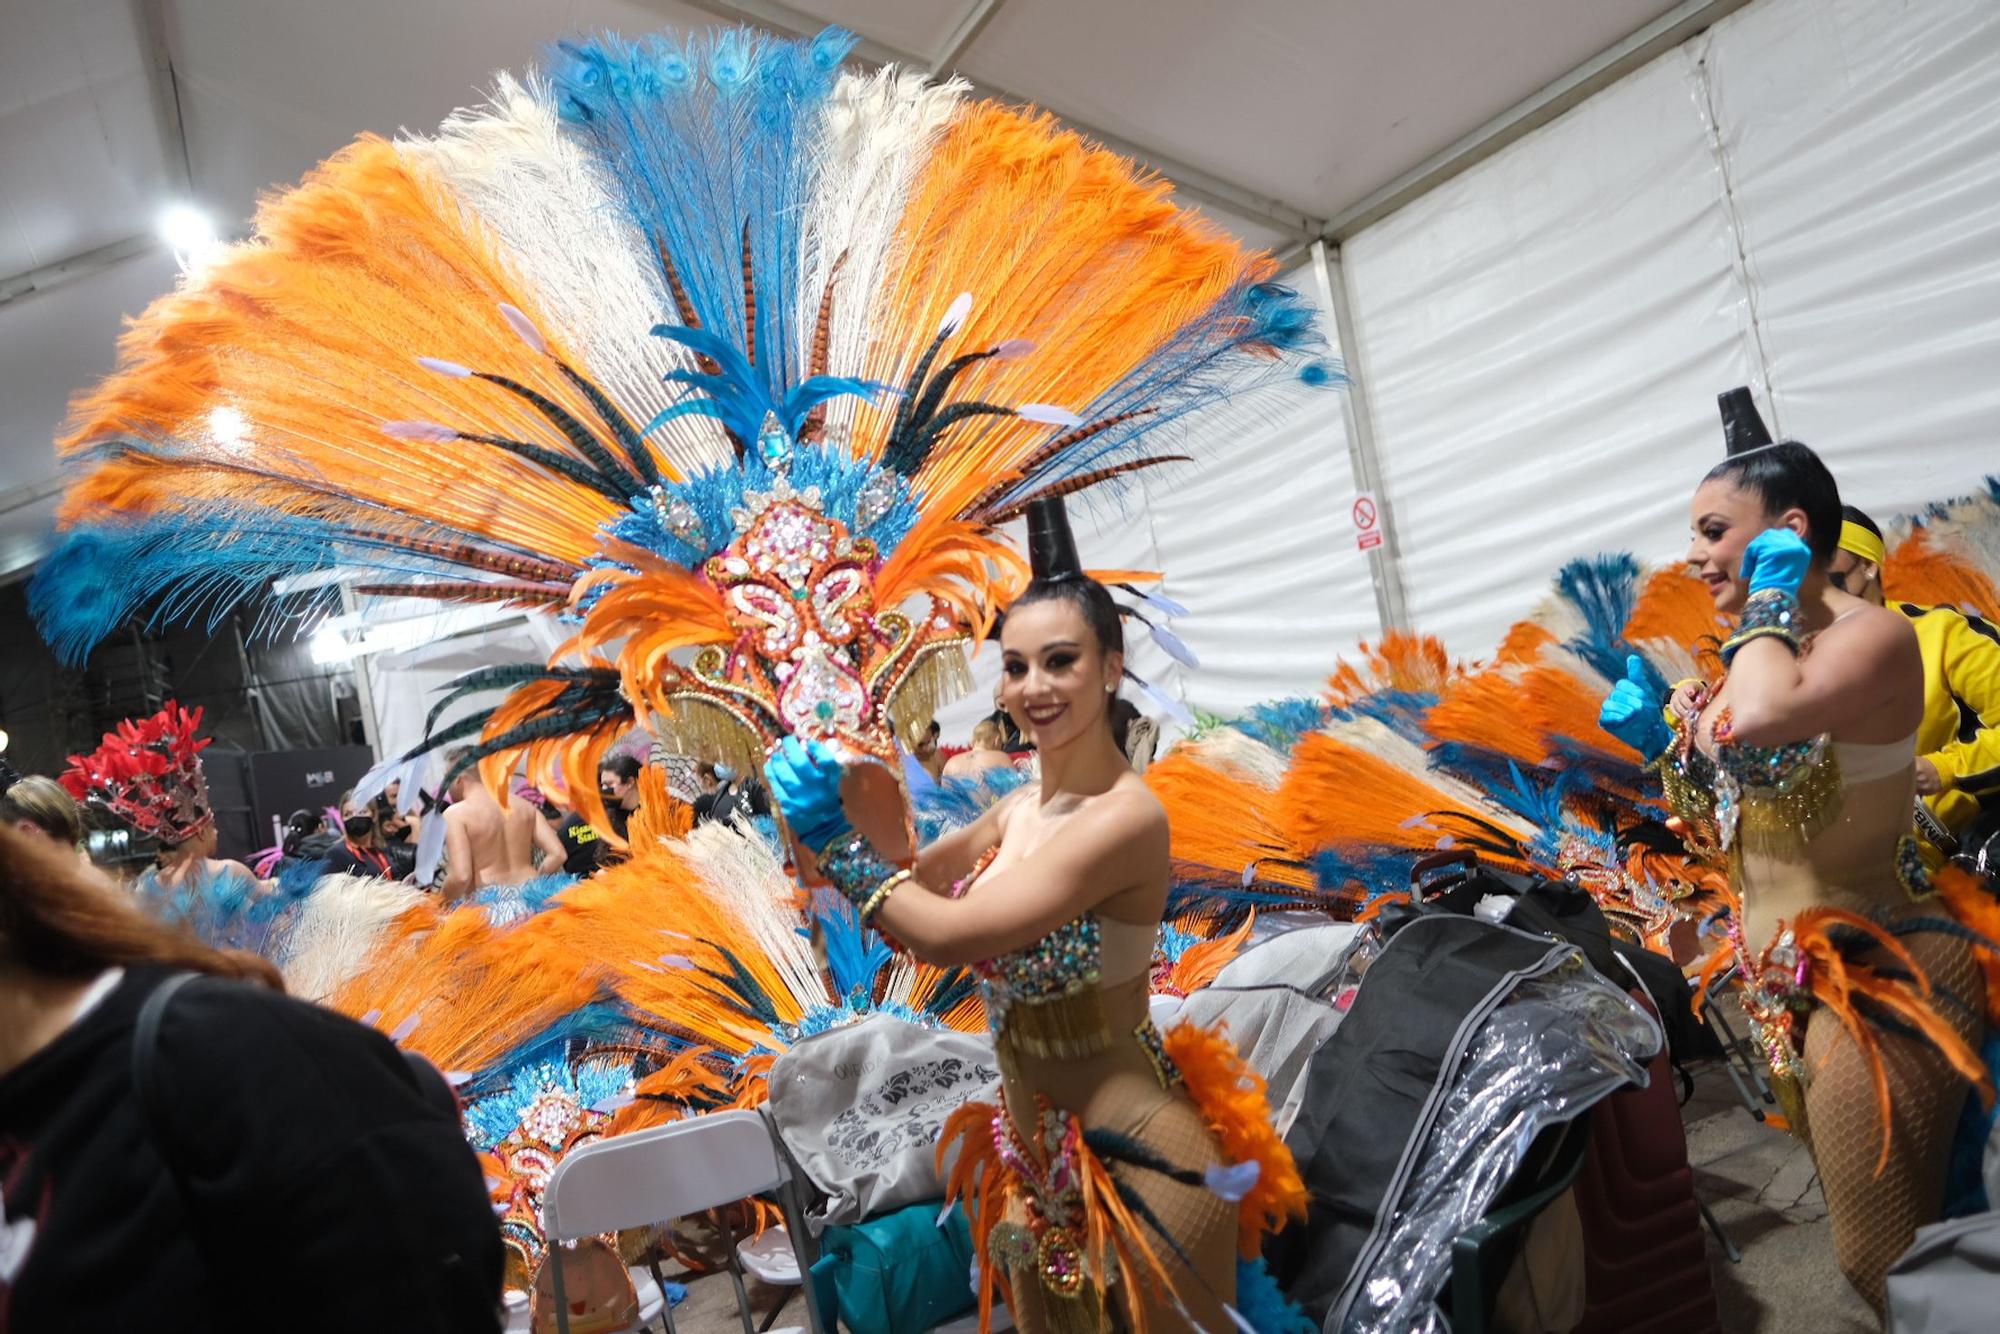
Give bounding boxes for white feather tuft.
[275,874,431,1002]
[417,357,474,378]
[1125,671,1195,727]
[1148,621,1201,669]
[939,292,973,337]
[381,420,460,442]
[1015,403,1083,426]
[804,69,969,444]
[415,811,449,886]
[497,302,549,354]
[399,75,730,475]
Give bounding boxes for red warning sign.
[1352,492,1382,553]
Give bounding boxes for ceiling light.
[157,203,218,262]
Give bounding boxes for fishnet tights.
[1000,1091,1236,1333]
[1801,927,1985,1315]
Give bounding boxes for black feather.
[556,360,663,488]
[458,431,631,500]
[471,371,646,500]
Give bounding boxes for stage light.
[156,204,215,253]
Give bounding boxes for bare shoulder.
[1822,601,1920,664]
[1095,775,1168,846]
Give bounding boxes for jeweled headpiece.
[33,26,1332,839]
[59,701,214,845]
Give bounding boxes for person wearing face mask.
[597,754,644,841]
[325,790,396,879]
[690,759,769,827]
[1635,390,1993,1316]
[763,500,1303,1333]
[1828,505,2000,864]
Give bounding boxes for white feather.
[803,68,969,445]
[939,292,973,337]
[497,302,549,355]
[275,874,431,1002]
[1015,403,1083,427]
[399,75,731,475]
[415,809,449,886]
[381,420,460,442]
[676,822,835,1017]
[418,357,474,378]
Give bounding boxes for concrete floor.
[1683,1058,1877,1333]
[660,1054,1882,1334]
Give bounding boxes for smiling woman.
[763,498,1307,1332]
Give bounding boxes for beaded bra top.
[1659,688,1838,863]
[959,848,1163,1065]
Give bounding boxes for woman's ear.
[1105,650,1125,693]
[1775,506,1811,541]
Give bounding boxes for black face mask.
[343,814,375,840]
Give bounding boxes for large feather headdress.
[35,26,1332,837]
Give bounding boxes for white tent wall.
[1341,0,2000,662]
[1340,49,1759,662]
[364,617,557,767]
[1704,0,2000,509]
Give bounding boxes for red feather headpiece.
[60,701,215,845]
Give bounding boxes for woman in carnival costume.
[766,498,1306,1333]
[60,702,267,939]
[1609,390,1993,1312]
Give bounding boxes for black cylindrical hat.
[1718,386,1773,456]
[1025,496,1083,581]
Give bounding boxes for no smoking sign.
[1352,492,1384,552]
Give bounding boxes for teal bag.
[808,1200,977,1334]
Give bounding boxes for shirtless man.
[438,751,566,901]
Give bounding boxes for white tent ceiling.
[0,0,1718,578]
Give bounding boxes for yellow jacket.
[1898,601,2000,840]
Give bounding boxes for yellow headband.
[1839,520,1887,568]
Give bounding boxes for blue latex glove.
[1599,655,1671,759]
[763,735,852,853]
[1739,528,1813,598]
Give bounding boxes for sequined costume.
[1659,673,1993,1309]
[936,851,1306,1333]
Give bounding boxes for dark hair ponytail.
[1703,440,1843,564]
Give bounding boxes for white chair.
[541,1108,823,1334]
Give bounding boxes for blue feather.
[549,29,853,392]
[1555,553,1645,685]
[29,506,500,664]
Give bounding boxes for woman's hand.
[1599,655,1671,759]
[1739,528,1814,599]
[763,737,852,854]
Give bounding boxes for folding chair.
[541,1109,825,1334]
[1699,962,1779,1124]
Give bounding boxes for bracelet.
[860,869,913,922]
[818,830,899,909]
[1721,588,1802,665]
